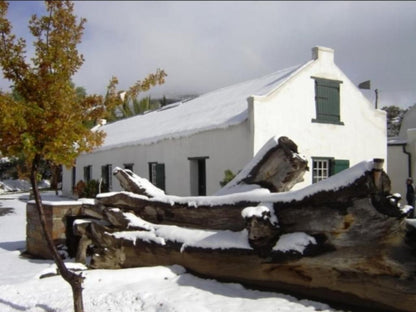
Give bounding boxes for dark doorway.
[189,157,208,196]
[197,158,206,196]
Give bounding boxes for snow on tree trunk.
[72,137,416,312]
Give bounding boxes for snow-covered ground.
[0,179,50,194]
[0,192,347,312]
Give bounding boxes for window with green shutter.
[331,159,350,175]
[312,77,344,125]
[312,158,330,183]
[312,157,349,183]
[149,162,165,191]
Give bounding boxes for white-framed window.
[312,157,350,183]
[312,158,330,183]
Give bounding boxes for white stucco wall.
[62,121,252,197]
[388,104,416,201]
[249,47,386,190]
[387,144,409,199]
[388,129,416,202]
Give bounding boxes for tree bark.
[67,135,416,312]
[76,157,416,312]
[239,136,307,192]
[30,155,85,312]
[96,192,249,230]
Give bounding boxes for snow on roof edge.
[90,114,248,153]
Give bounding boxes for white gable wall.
[249,47,386,189]
[387,143,409,198]
[388,128,416,200]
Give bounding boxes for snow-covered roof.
[94,62,310,152]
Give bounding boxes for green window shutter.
[83,165,91,182]
[101,164,112,192]
[156,163,165,191]
[149,162,166,191]
[101,165,107,183]
[315,78,341,123]
[331,159,350,175]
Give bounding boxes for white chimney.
[312,46,334,63]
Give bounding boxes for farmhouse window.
[83,165,92,182]
[101,164,112,192]
[149,162,165,191]
[312,77,344,125]
[312,157,349,183]
[124,163,134,171]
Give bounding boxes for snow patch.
[0,179,50,194]
[241,202,278,226]
[112,230,166,246]
[112,212,251,251]
[273,233,317,254]
[113,167,166,197]
[36,262,88,279]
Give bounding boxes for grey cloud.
[1,1,415,109]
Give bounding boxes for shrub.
[220,169,236,187]
[74,179,99,198]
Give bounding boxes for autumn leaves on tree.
[0,1,166,311]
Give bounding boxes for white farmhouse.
[387,104,416,200]
[62,46,386,197]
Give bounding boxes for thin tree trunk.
[30,155,84,312]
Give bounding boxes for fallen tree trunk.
[96,192,249,231]
[97,136,307,232]
[72,137,416,312]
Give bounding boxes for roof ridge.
[195,64,303,100]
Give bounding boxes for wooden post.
[372,158,384,191]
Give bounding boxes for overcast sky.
[1,1,416,109]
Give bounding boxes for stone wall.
[26,201,82,259]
